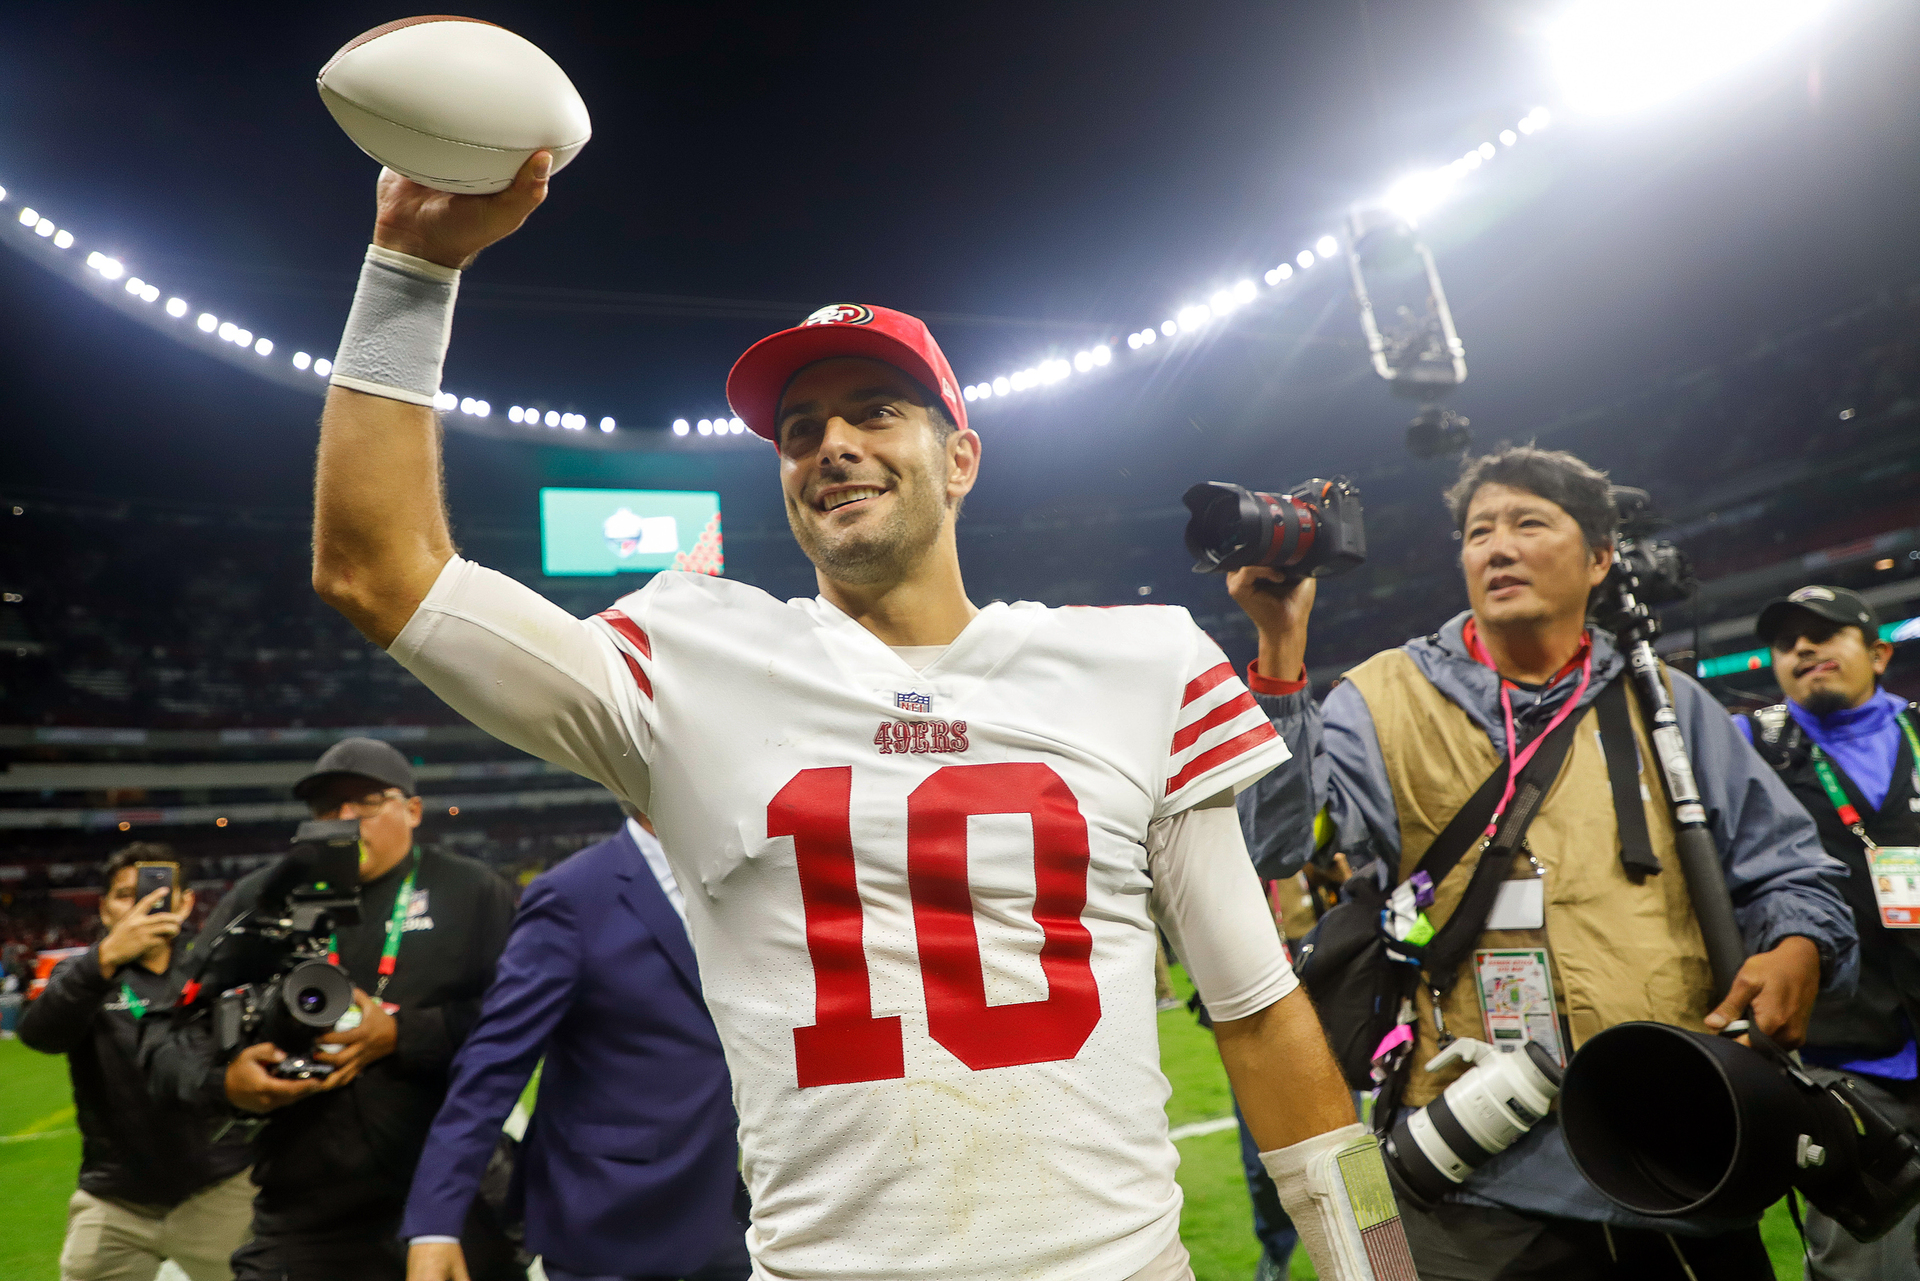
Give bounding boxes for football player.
[313,153,1407,1281]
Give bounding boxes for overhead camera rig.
[1343,205,1472,459]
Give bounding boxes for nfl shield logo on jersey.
[894,691,931,713]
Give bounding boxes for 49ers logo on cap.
[802,303,875,327]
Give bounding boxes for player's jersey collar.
[794,594,1042,707]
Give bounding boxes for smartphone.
[133,862,180,914]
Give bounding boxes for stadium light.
[5,92,1563,442]
[1550,0,1827,116]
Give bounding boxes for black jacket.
[18,936,253,1207]
[143,846,516,1238]
[1745,701,1920,1059]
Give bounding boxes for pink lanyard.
[1468,627,1595,836]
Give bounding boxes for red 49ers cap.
[726,303,968,443]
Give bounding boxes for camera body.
[1182,476,1367,578]
[207,819,363,1081]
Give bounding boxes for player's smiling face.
[776,357,979,586]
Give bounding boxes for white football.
[318,16,591,195]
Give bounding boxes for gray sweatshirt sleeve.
[1237,681,1401,880]
[1673,670,1858,993]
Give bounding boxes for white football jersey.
[392,561,1292,1281]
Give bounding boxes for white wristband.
[1260,1124,1417,1280]
[329,245,461,407]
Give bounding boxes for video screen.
[539,487,723,578]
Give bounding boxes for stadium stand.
[3,285,1916,957]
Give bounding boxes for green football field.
[1,981,1811,1280]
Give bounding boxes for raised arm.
[312,154,552,647]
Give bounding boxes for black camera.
[208,819,363,1081]
[1603,487,1696,617]
[1563,1022,1920,1242]
[1182,477,1367,578]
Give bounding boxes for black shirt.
[19,936,254,1207]
[144,846,516,1238]
[1745,701,1920,1060]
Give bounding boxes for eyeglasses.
[309,788,404,819]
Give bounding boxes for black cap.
[1755,585,1882,647]
[292,736,417,801]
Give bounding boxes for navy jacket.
[400,827,741,1276]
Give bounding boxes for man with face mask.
[297,154,1401,1281]
[141,738,518,1281]
[1738,586,1920,1281]
[1229,446,1856,1280]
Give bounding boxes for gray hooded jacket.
[1237,610,1857,1230]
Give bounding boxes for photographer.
[1738,586,1920,1280]
[1230,446,1856,1278]
[20,842,254,1281]
[143,737,517,1281]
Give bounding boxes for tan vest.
[1344,650,1714,1106]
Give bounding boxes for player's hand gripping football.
[372,149,551,271]
[1227,566,1316,685]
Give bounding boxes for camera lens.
[297,988,327,1014]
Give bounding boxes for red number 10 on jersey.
[769,762,1103,1088]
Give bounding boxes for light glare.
[1296,250,1315,269]
[197,313,217,332]
[1549,2,1814,116]
[254,338,272,356]
[315,358,332,376]
[16,207,35,226]
[293,352,311,370]
[600,416,614,433]
[166,297,188,317]
[1315,236,1338,258]
[52,229,73,249]
[672,418,690,435]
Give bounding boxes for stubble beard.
[789,457,950,587]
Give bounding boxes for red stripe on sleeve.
[614,648,653,700]
[1171,690,1258,754]
[1164,721,1280,797]
[597,610,653,659]
[596,610,654,699]
[1181,661,1235,707]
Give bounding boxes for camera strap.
[1592,679,1663,884]
[328,849,419,1003]
[1388,701,1588,994]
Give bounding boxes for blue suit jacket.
[401,827,741,1276]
